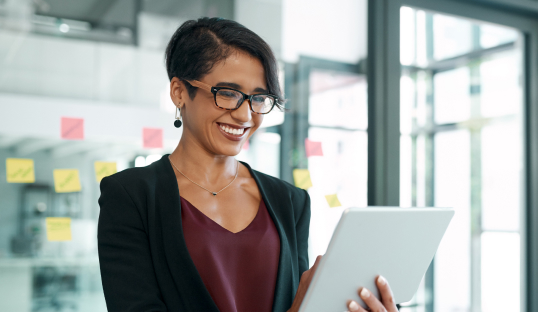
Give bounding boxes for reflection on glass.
[308,70,367,130]
[434,130,471,312]
[481,232,520,312]
[307,127,367,265]
[307,69,367,266]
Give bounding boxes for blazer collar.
[154,155,293,312]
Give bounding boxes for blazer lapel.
[154,155,219,311]
[241,162,294,312]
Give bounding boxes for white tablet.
[299,207,454,312]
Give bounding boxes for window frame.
[368,0,538,311]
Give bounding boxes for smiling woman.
[96,17,396,312]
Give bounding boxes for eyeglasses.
[186,80,279,114]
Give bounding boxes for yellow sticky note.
[6,158,35,183]
[325,194,342,208]
[46,217,72,241]
[293,169,313,190]
[94,161,117,182]
[53,169,81,193]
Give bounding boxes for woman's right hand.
[287,255,323,312]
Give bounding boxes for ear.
[170,77,189,108]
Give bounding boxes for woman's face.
[173,50,267,157]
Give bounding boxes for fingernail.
[360,288,370,298]
[348,300,360,311]
[378,275,387,285]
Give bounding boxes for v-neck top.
[180,196,281,312]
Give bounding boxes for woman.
[98,17,397,312]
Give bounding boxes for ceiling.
[34,0,234,29]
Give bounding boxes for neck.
[169,132,238,184]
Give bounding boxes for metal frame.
[281,57,362,179]
[368,0,538,311]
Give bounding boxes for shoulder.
[251,168,304,196]
[243,162,310,210]
[99,158,164,200]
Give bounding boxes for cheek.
[249,115,264,134]
[254,114,264,127]
[187,102,216,134]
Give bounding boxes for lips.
[217,122,251,142]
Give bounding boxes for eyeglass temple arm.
[186,80,213,92]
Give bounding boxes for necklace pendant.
[212,192,217,196]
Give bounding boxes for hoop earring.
[174,106,182,128]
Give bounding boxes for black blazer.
[97,155,311,312]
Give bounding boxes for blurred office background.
[1,0,537,311]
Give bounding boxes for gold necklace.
[168,156,239,196]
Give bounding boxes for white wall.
[282,0,368,64]
[0,29,170,108]
[234,0,283,59]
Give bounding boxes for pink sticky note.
[242,140,250,151]
[143,128,163,149]
[305,138,323,157]
[61,117,84,140]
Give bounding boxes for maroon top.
[181,197,281,312]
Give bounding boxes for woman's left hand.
[346,275,398,312]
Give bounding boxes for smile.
[217,122,251,141]
[219,124,245,135]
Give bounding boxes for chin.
[217,144,243,157]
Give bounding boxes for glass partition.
[0,0,369,310]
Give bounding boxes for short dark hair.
[165,17,284,107]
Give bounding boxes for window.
[400,7,523,312]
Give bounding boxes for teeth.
[220,124,244,135]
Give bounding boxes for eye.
[217,90,241,98]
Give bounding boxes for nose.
[230,97,253,123]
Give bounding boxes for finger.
[300,255,323,282]
[359,287,386,312]
[310,255,323,275]
[347,299,368,312]
[376,276,398,312]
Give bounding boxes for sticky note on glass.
[325,194,342,208]
[242,140,250,151]
[53,169,81,193]
[61,117,84,140]
[46,217,72,241]
[94,161,117,182]
[305,138,323,157]
[6,158,35,183]
[143,127,163,149]
[293,169,313,190]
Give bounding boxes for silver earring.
[174,106,182,128]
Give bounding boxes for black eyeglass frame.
[186,79,279,115]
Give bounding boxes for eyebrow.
[215,82,268,94]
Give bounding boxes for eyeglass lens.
[215,89,275,113]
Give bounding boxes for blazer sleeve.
[296,189,311,277]
[98,176,167,312]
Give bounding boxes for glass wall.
[400,6,523,312]
[0,0,368,310]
